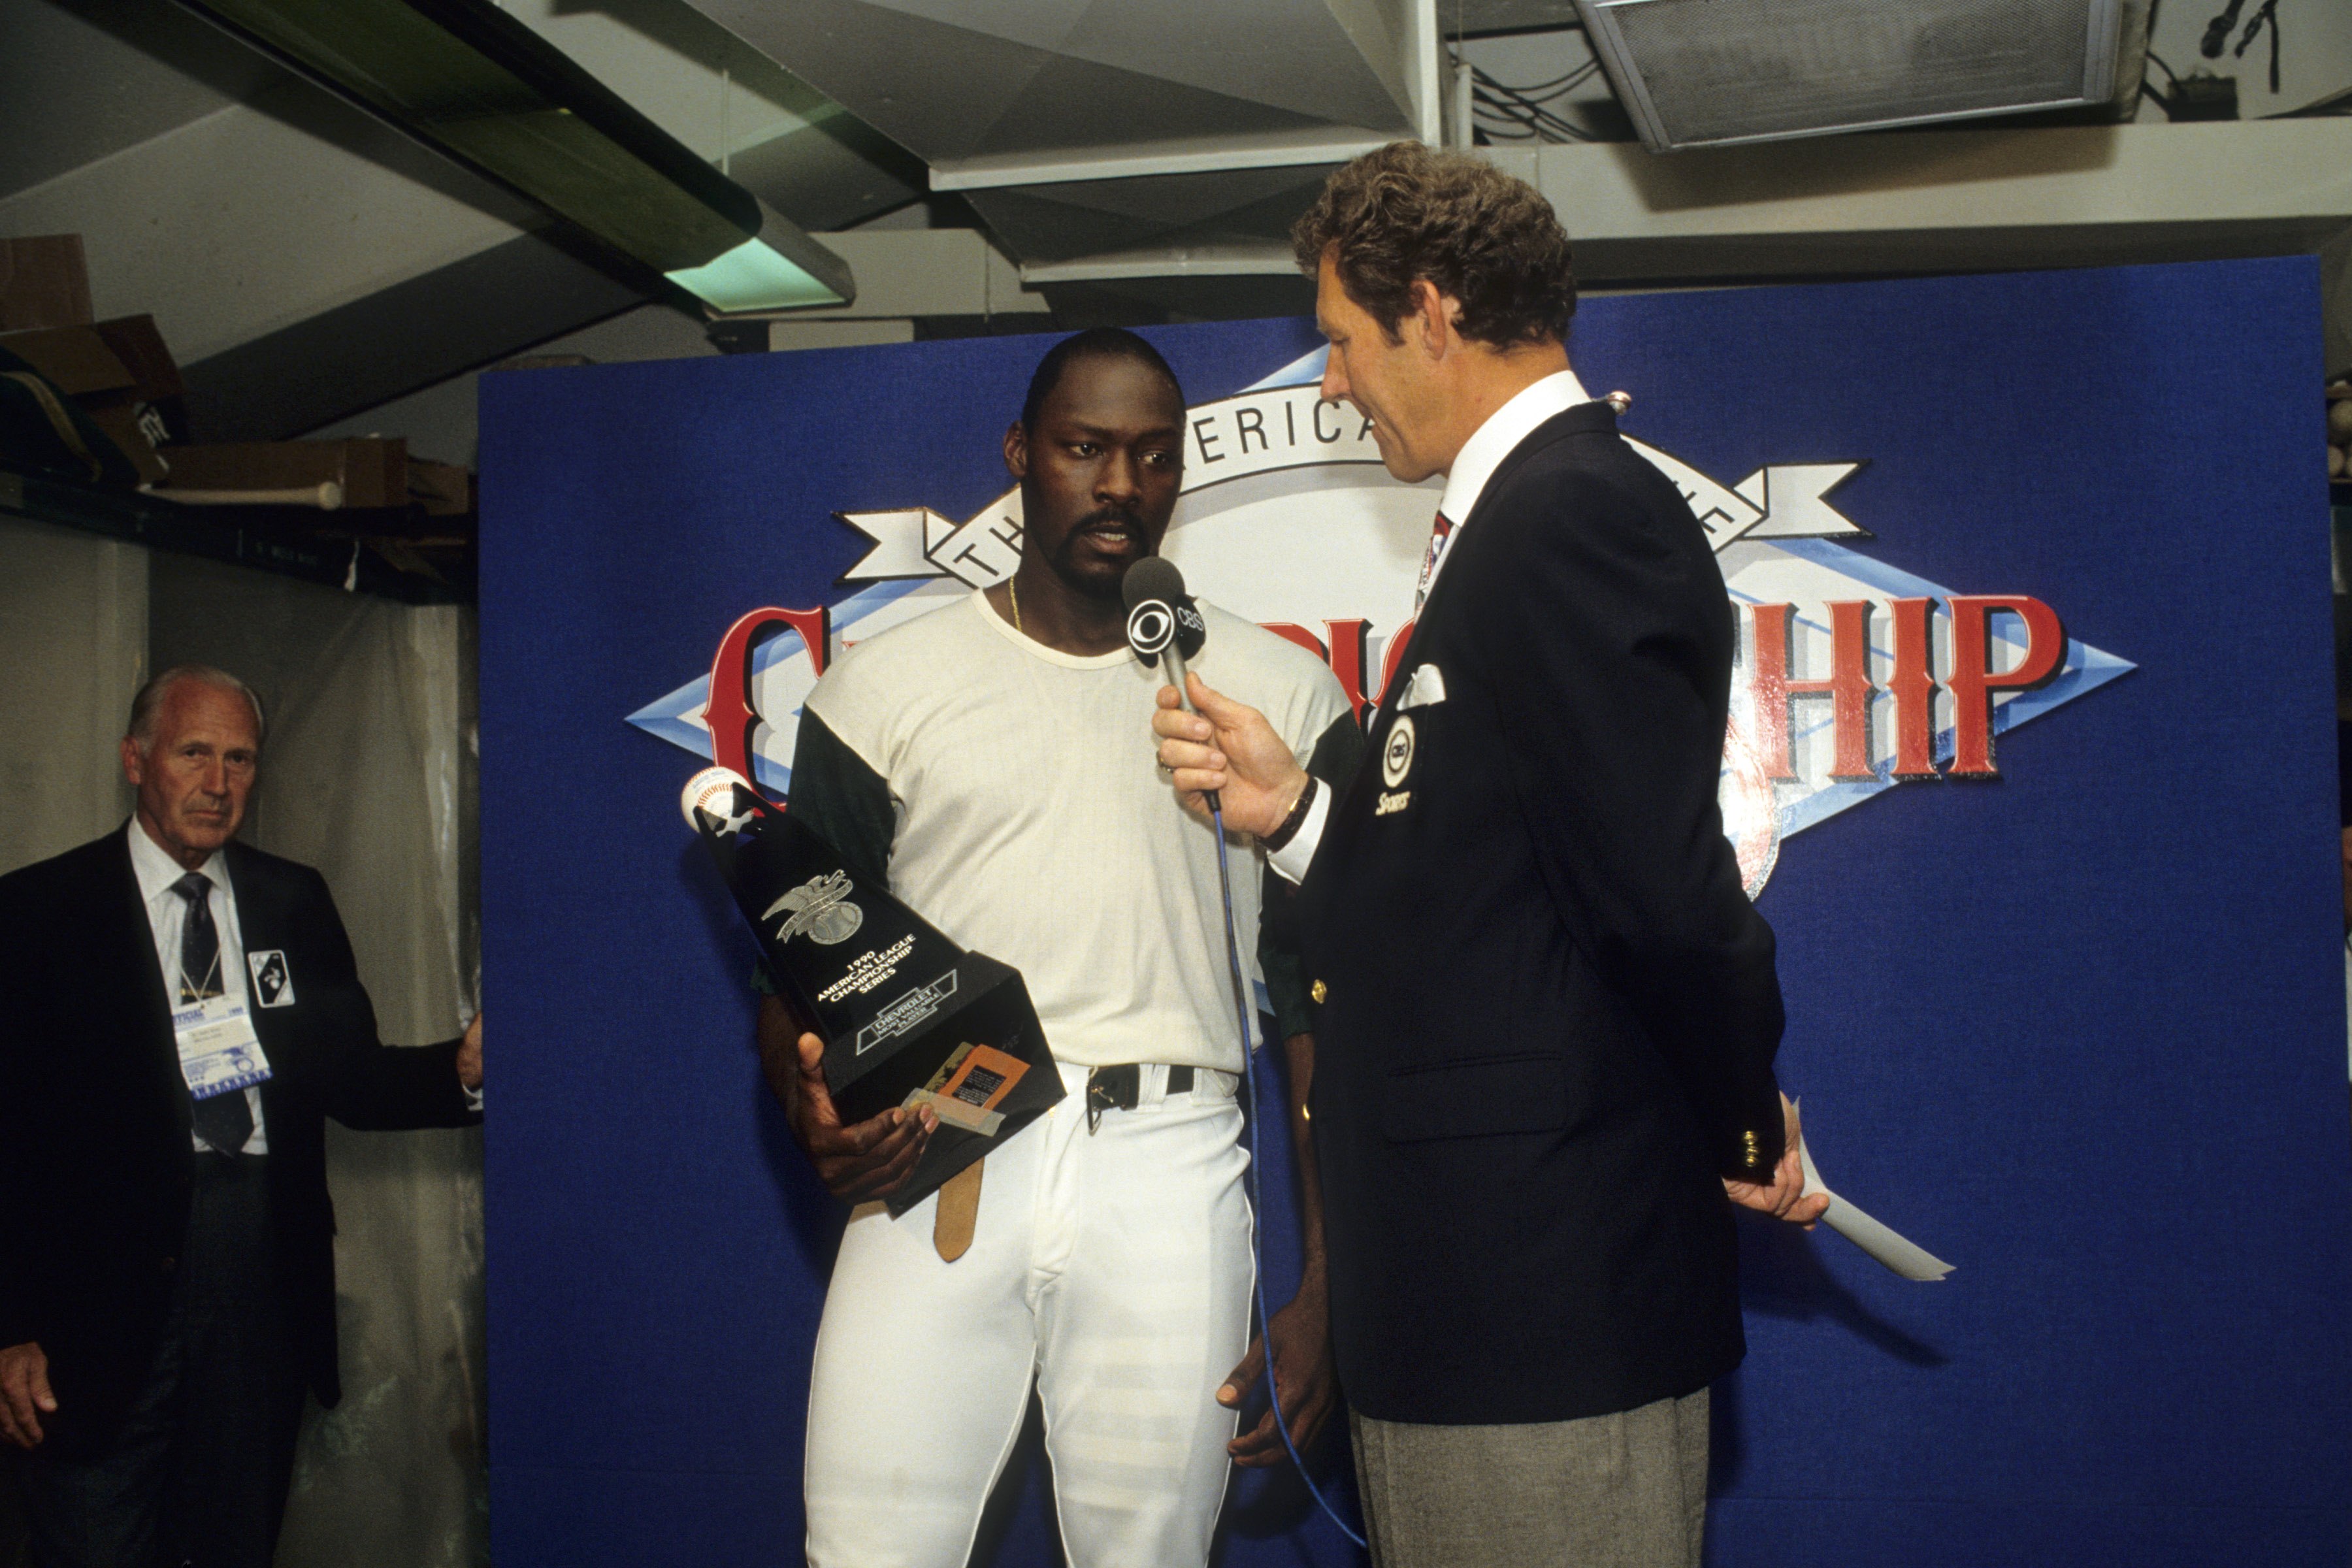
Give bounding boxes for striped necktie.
[1415,510,1454,613]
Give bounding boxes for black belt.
[1085,1063,1195,1132]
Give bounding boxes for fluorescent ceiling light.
[177,0,854,313]
[665,237,847,314]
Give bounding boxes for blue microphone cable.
[1207,798,1369,1550]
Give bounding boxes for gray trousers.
[1350,1390,1709,1568]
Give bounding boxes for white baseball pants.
[803,1060,1253,1567]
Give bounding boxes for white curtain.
[0,517,147,874]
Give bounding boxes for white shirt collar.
[127,817,227,906]
[1436,368,1592,527]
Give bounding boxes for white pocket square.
[1398,664,1447,710]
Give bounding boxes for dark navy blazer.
[0,829,478,1456]
[1299,402,1788,1426]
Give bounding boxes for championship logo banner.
[481,263,2348,1568]
[626,345,2133,897]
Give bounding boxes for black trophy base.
[825,951,1062,1217]
[684,768,1065,1220]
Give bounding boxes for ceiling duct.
[174,0,855,313]
[684,0,1438,286]
[1571,0,2148,152]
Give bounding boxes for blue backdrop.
[478,257,2349,1566]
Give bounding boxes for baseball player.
[759,329,1362,1566]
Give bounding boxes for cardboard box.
[406,458,473,516]
[0,316,180,483]
[0,322,134,399]
[160,439,408,510]
[0,237,93,332]
[90,316,186,444]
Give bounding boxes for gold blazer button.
[1310,979,1328,1005]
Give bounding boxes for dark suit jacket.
[1298,401,1788,1426]
[0,828,479,1458]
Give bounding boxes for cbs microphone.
[1124,555,1214,807]
[1122,556,1206,698]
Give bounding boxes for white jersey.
[802,588,1348,1072]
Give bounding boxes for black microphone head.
[1122,557,1207,668]
[1122,555,1185,611]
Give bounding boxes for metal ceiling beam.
[174,0,854,312]
[684,0,1437,276]
[180,229,645,442]
[927,131,1397,192]
[1019,246,1298,283]
[1499,120,2352,283]
[0,78,541,366]
[685,0,1428,169]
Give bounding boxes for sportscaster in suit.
[0,664,483,1568]
[1152,143,1827,1568]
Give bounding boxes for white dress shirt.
[1267,368,1592,884]
[128,819,267,1154]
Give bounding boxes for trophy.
[681,766,1063,1216]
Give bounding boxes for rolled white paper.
[1794,1113,1953,1282]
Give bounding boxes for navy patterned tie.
[174,872,253,1158]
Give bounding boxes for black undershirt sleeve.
[785,708,897,888]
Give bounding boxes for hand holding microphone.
[1127,558,1309,838]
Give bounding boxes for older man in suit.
[0,664,482,1568]
[1152,144,1827,1567]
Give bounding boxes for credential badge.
[247,949,295,1007]
[1382,715,1416,788]
[764,872,864,946]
